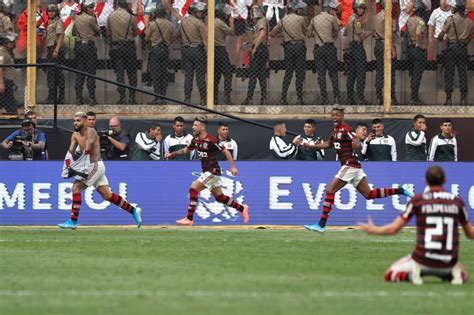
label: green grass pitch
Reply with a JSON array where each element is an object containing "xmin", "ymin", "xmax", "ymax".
[{"xmin": 1, "ymin": 227, "xmax": 473, "ymax": 315}]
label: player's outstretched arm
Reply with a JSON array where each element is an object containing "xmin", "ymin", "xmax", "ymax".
[
  {"xmin": 358, "ymin": 216, "xmax": 406, "ymax": 235},
  {"xmin": 304, "ymin": 139, "xmax": 331, "ymax": 150},
  {"xmin": 165, "ymin": 147, "xmax": 190, "ymax": 159},
  {"xmin": 462, "ymin": 222, "xmax": 474, "ymax": 240},
  {"xmin": 223, "ymin": 148, "xmax": 238, "ymax": 176}
]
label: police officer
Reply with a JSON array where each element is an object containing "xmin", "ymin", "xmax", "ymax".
[
  {"xmin": 145, "ymin": 3, "xmax": 174, "ymax": 105},
  {"xmin": 406, "ymin": 1, "xmax": 428, "ymax": 105},
  {"xmin": 243, "ymin": 5, "xmax": 269, "ymax": 106},
  {"xmin": 438, "ymin": 0, "xmax": 472, "ymax": 105},
  {"xmin": 73, "ymin": 1, "xmax": 100, "ymax": 105},
  {"xmin": 269, "ymin": 1, "xmax": 307, "ymax": 105},
  {"xmin": 0, "ymin": 32, "xmax": 18, "ymax": 115},
  {"xmin": 345, "ymin": 0, "xmax": 371, "ymax": 105},
  {"xmin": 107, "ymin": 0, "xmax": 138, "ymax": 105},
  {"xmin": 179, "ymin": 1, "xmax": 207, "ymax": 104},
  {"xmin": 214, "ymin": 3, "xmax": 234, "ymax": 105},
  {"xmin": 0, "ymin": 2, "xmax": 13, "ymax": 34},
  {"xmin": 308, "ymin": 0, "xmax": 341, "ymax": 105},
  {"xmin": 371, "ymin": 0, "xmax": 399, "ymax": 105},
  {"xmin": 42, "ymin": 3, "xmax": 65, "ymax": 104}
]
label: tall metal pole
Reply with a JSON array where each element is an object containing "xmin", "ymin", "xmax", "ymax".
[
  {"xmin": 26, "ymin": 0, "xmax": 38, "ymax": 110},
  {"xmin": 383, "ymin": 0, "xmax": 393, "ymax": 113}
]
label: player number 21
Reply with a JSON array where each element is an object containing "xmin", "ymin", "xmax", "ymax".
[{"xmin": 425, "ymin": 217, "xmax": 454, "ymax": 250}]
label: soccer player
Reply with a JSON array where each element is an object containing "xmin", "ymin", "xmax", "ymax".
[
  {"xmin": 58, "ymin": 112, "xmax": 142, "ymax": 229},
  {"xmin": 304, "ymin": 108, "xmax": 413, "ymax": 233},
  {"xmin": 359, "ymin": 165, "xmax": 474, "ymax": 285},
  {"xmin": 165, "ymin": 117, "xmax": 249, "ymax": 226}
]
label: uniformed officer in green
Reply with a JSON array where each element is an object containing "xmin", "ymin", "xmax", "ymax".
[
  {"xmin": 0, "ymin": 2, "xmax": 13, "ymax": 34},
  {"xmin": 308, "ymin": 0, "xmax": 341, "ymax": 105},
  {"xmin": 243, "ymin": 5, "xmax": 269, "ymax": 106},
  {"xmin": 107, "ymin": 0, "xmax": 138, "ymax": 105},
  {"xmin": 214, "ymin": 3, "xmax": 234, "ymax": 105},
  {"xmin": 179, "ymin": 1, "xmax": 207, "ymax": 105},
  {"xmin": 370, "ymin": 0, "xmax": 399, "ymax": 105},
  {"xmin": 406, "ymin": 1, "xmax": 428, "ymax": 105},
  {"xmin": 145, "ymin": 3, "xmax": 175, "ymax": 105},
  {"xmin": 0, "ymin": 32, "xmax": 18, "ymax": 114},
  {"xmin": 270, "ymin": 1, "xmax": 307, "ymax": 105},
  {"xmin": 345, "ymin": 0, "xmax": 371, "ymax": 105},
  {"xmin": 42, "ymin": 3, "xmax": 65, "ymax": 104},
  {"xmin": 438, "ymin": 0, "xmax": 472, "ymax": 105},
  {"xmin": 73, "ymin": 1, "xmax": 100, "ymax": 105}
]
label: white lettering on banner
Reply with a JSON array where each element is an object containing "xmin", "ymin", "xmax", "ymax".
[
  {"xmin": 469, "ymin": 186, "xmax": 474, "ymax": 209},
  {"xmin": 269, "ymin": 177, "xmax": 293, "ymax": 210},
  {"xmin": 84, "ymin": 187, "xmax": 109, "ymax": 210},
  {"xmin": 301, "ymin": 183, "xmax": 326, "ymax": 210},
  {"xmin": 334, "ymin": 185, "xmax": 357, "ymax": 210},
  {"xmin": 366, "ymin": 184, "xmax": 384, "ymax": 211},
  {"xmin": 0, "ymin": 183, "xmax": 25, "ymax": 210},
  {"xmin": 392, "ymin": 184, "xmax": 413, "ymax": 211},
  {"xmin": 58, "ymin": 183, "xmax": 73, "ymax": 210},
  {"xmin": 32, "ymin": 183, "xmax": 52, "ymax": 210}
]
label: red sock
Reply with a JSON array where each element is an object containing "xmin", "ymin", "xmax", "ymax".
[
  {"xmin": 110, "ymin": 193, "xmax": 134, "ymax": 214},
  {"xmin": 368, "ymin": 188, "xmax": 404, "ymax": 199},
  {"xmin": 319, "ymin": 192, "xmax": 335, "ymax": 227},
  {"xmin": 71, "ymin": 192, "xmax": 81, "ymax": 221},
  {"xmin": 215, "ymin": 194, "xmax": 244, "ymax": 212},
  {"xmin": 187, "ymin": 188, "xmax": 199, "ymax": 220}
]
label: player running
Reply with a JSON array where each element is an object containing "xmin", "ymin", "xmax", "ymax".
[
  {"xmin": 165, "ymin": 117, "xmax": 249, "ymax": 226},
  {"xmin": 359, "ymin": 165, "xmax": 473, "ymax": 285},
  {"xmin": 58, "ymin": 112, "xmax": 142, "ymax": 229},
  {"xmin": 304, "ymin": 108, "xmax": 413, "ymax": 233}
]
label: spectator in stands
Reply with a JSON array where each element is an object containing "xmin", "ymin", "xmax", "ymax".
[
  {"xmin": 269, "ymin": 121, "xmax": 302, "ymax": 160},
  {"xmin": 429, "ymin": 118, "xmax": 457, "ymax": 161},
  {"xmin": 131, "ymin": 123, "xmax": 162, "ymax": 160},
  {"xmin": 0, "ymin": 2, "xmax": 13, "ymax": 34},
  {"xmin": 405, "ymin": 114, "xmax": 427, "ymax": 161},
  {"xmin": 86, "ymin": 111, "xmax": 97, "ymax": 129},
  {"xmin": 270, "ymin": 1, "xmax": 307, "ymax": 105},
  {"xmin": 427, "ymin": 0, "xmax": 451, "ymax": 61},
  {"xmin": 73, "ymin": 1, "xmax": 100, "ymax": 105},
  {"xmin": 145, "ymin": 3, "xmax": 175, "ymax": 105},
  {"xmin": 296, "ymin": 119, "xmax": 325, "ymax": 161},
  {"xmin": 214, "ymin": 3, "xmax": 234, "ymax": 105},
  {"xmin": 107, "ymin": 0, "xmax": 138, "ymax": 105},
  {"xmin": 0, "ymin": 32, "xmax": 19, "ymax": 115},
  {"xmin": 263, "ymin": 0, "xmax": 285, "ymax": 30},
  {"xmin": 1, "ymin": 119, "xmax": 47, "ymax": 160},
  {"xmin": 399, "ymin": 0, "xmax": 413, "ymax": 33},
  {"xmin": 361, "ymin": 118, "xmax": 397, "ymax": 161},
  {"xmin": 163, "ymin": 116, "xmax": 194, "ymax": 160},
  {"xmin": 243, "ymin": 5, "xmax": 269, "ymax": 105},
  {"xmin": 41, "ymin": 3, "xmax": 65, "ymax": 105},
  {"xmin": 407, "ymin": 1, "xmax": 428, "ymax": 105},
  {"xmin": 59, "ymin": 0, "xmax": 81, "ymax": 51},
  {"xmin": 104, "ymin": 116, "xmax": 131, "ymax": 160},
  {"xmin": 216, "ymin": 122, "xmax": 238, "ymax": 161},
  {"xmin": 16, "ymin": 4, "xmax": 48, "ymax": 56},
  {"xmin": 179, "ymin": 1, "xmax": 207, "ymax": 105},
  {"xmin": 341, "ymin": 0, "xmax": 354, "ymax": 27}
]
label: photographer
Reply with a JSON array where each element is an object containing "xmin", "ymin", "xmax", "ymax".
[
  {"xmin": 131, "ymin": 123, "xmax": 162, "ymax": 161},
  {"xmin": 1, "ymin": 119, "xmax": 47, "ymax": 160},
  {"xmin": 99, "ymin": 116, "xmax": 131, "ymax": 160}
]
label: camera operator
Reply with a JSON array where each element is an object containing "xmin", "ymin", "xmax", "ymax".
[
  {"xmin": 1, "ymin": 119, "xmax": 47, "ymax": 160},
  {"xmin": 99, "ymin": 116, "xmax": 131, "ymax": 160},
  {"xmin": 24, "ymin": 111, "xmax": 49, "ymax": 160}
]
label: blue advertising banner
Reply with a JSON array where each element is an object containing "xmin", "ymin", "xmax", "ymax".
[{"xmin": 0, "ymin": 162, "xmax": 473, "ymax": 226}]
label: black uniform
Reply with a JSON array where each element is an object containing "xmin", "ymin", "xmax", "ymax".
[
  {"xmin": 214, "ymin": 17, "xmax": 233, "ymax": 104},
  {"xmin": 406, "ymin": 14, "xmax": 427, "ymax": 104},
  {"xmin": 345, "ymin": 14, "xmax": 368, "ymax": 104}
]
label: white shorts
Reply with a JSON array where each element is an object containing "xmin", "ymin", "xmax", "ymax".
[
  {"xmin": 335, "ymin": 165, "xmax": 366, "ymax": 187},
  {"xmin": 197, "ymin": 171, "xmax": 221, "ymax": 190},
  {"xmin": 81, "ymin": 161, "xmax": 109, "ymax": 188}
]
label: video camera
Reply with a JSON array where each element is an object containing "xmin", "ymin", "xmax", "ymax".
[
  {"xmin": 98, "ymin": 127, "xmax": 113, "ymax": 160},
  {"xmin": 9, "ymin": 134, "xmax": 33, "ymax": 161}
]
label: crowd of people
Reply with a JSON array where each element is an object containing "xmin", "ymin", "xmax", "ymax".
[{"xmin": 0, "ymin": 0, "xmax": 473, "ymax": 112}]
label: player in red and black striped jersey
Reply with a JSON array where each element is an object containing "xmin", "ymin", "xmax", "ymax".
[
  {"xmin": 304, "ymin": 108, "xmax": 413, "ymax": 233},
  {"xmin": 359, "ymin": 165, "xmax": 474, "ymax": 285},
  {"xmin": 165, "ymin": 117, "xmax": 249, "ymax": 226}
]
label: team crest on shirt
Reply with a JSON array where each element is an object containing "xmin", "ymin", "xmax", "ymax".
[
  {"xmin": 203, "ymin": 142, "xmax": 208, "ymax": 149},
  {"xmin": 192, "ymin": 170, "xmax": 245, "ymax": 223},
  {"xmin": 336, "ymin": 132, "xmax": 342, "ymax": 139}
]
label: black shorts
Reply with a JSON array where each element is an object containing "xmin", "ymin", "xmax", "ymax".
[{"xmin": 234, "ymin": 18, "xmax": 247, "ymax": 36}]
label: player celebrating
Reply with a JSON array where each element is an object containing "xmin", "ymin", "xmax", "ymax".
[
  {"xmin": 359, "ymin": 165, "xmax": 473, "ymax": 285},
  {"xmin": 304, "ymin": 108, "xmax": 413, "ymax": 233},
  {"xmin": 58, "ymin": 112, "xmax": 142, "ymax": 229},
  {"xmin": 165, "ymin": 117, "xmax": 249, "ymax": 226}
]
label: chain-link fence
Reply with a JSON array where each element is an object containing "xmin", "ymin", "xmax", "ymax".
[{"xmin": 2, "ymin": 0, "xmax": 474, "ymax": 119}]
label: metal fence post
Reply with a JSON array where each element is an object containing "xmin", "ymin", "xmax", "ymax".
[{"xmin": 383, "ymin": 1, "xmax": 393, "ymax": 113}]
